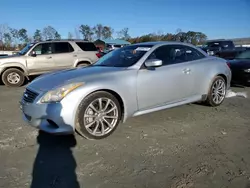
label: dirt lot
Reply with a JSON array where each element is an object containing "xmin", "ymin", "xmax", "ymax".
[{"xmin": 0, "ymin": 86, "xmax": 250, "ymax": 188}]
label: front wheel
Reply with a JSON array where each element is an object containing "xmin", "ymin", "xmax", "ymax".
[
  {"xmin": 75, "ymin": 91, "xmax": 122, "ymax": 140},
  {"xmin": 205, "ymin": 76, "xmax": 226, "ymax": 107},
  {"xmin": 1, "ymin": 68, "xmax": 25, "ymax": 87}
]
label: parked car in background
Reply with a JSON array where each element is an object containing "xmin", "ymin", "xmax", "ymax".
[
  {"xmin": 201, "ymin": 39, "xmax": 235, "ymax": 56},
  {"xmin": 106, "ymin": 44, "xmax": 123, "ymax": 51},
  {"xmin": 20, "ymin": 41, "xmax": 231, "ymax": 140},
  {"xmin": 214, "ymin": 47, "xmax": 250, "ymax": 60},
  {"xmin": 0, "ymin": 39, "xmax": 100, "ymax": 87},
  {"xmin": 228, "ymin": 49, "xmax": 250, "ymax": 86}
]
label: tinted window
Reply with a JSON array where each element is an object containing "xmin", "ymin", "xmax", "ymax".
[
  {"xmin": 76, "ymin": 42, "xmax": 97, "ymax": 51},
  {"xmin": 33, "ymin": 43, "xmax": 52, "ymax": 55},
  {"xmin": 94, "ymin": 45, "xmax": 153, "ymax": 67},
  {"xmin": 148, "ymin": 45, "xmax": 205, "ymax": 65},
  {"xmin": 185, "ymin": 46, "xmax": 206, "ymax": 61},
  {"xmin": 53, "ymin": 42, "xmax": 74, "ymax": 53},
  {"xmin": 221, "ymin": 41, "xmax": 234, "ymax": 49},
  {"xmin": 235, "ymin": 50, "xmax": 250, "ymax": 59}
]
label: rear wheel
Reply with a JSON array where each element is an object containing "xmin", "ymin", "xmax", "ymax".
[
  {"xmin": 75, "ymin": 91, "xmax": 121, "ymax": 140},
  {"xmin": 2, "ymin": 68, "xmax": 25, "ymax": 87},
  {"xmin": 205, "ymin": 76, "xmax": 226, "ymax": 107}
]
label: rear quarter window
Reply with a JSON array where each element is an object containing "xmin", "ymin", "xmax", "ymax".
[{"xmin": 76, "ymin": 42, "xmax": 97, "ymax": 51}]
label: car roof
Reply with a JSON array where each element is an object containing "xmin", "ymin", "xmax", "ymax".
[
  {"xmin": 130, "ymin": 41, "xmax": 197, "ymax": 47},
  {"xmin": 37, "ymin": 39, "xmax": 94, "ymax": 43}
]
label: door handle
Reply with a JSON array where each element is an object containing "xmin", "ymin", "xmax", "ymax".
[
  {"xmin": 73, "ymin": 55, "xmax": 77, "ymax": 57},
  {"xmin": 183, "ymin": 68, "xmax": 191, "ymax": 74},
  {"xmin": 46, "ymin": 56, "xmax": 52, "ymax": 59}
]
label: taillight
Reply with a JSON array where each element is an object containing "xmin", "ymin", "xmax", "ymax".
[
  {"xmin": 96, "ymin": 53, "xmax": 101, "ymax": 58},
  {"xmin": 226, "ymin": 62, "xmax": 230, "ymax": 68}
]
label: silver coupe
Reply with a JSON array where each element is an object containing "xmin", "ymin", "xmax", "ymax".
[{"xmin": 20, "ymin": 41, "xmax": 231, "ymax": 140}]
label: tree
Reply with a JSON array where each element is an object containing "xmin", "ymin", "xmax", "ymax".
[
  {"xmin": 79, "ymin": 25, "xmax": 93, "ymax": 41},
  {"xmin": 33, "ymin": 29, "xmax": 42, "ymax": 41},
  {"xmin": 18, "ymin": 28, "xmax": 28, "ymax": 43},
  {"xmin": 42, "ymin": 26, "xmax": 58, "ymax": 40},
  {"xmin": 3, "ymin": 33, "xmax": 12, "ymax": 48},
  {"xmin": 10, "ymin": 28, "xmax": 19, "ymax": 45},
  {"xmin": 93, "ymin": 24, "xmax": 103, "ymax": 39},
  {"xmin": 55, "ymin": 31, "xmax": 61, "ymax": 39},
  {"xmin": 68, "ymin": 32, "xmax": 73, "ymax": 39},
  {"xmin": 0, "ymin": 24, "xmax": 8, "ymax": 42},
  {"xmin": 117, "ymin": 27, "xmax": 130, "ymax": 40},
  {"xmin": 102, "ymin": 26, "xmax": 113, "ymax": 39},
  {"xmin": 74, "ymin": 27, "xmax": 80, "ymax": 39}
]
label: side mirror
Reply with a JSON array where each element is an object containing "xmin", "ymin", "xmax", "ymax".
[
  {"xmin": 30, "ymin": 51, "xmax": 36, "ymax": 57},
  {"xmin": 145, "ymin": 59, "xmax": 162, "ymax": 68}
]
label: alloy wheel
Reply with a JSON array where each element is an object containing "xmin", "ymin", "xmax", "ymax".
[{"xmin": 83, "ymin": 97, "xmax": 119, "ymax": 136}]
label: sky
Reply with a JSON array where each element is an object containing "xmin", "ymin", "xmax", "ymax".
[{"xmin": 0, "ymin": 0, "xmax": 249, "ymax": 40}]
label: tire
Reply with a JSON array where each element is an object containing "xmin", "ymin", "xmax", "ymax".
[
  {"xmin": 205, "ymin": 76, "xmax": 226, "ymax": 107},
  {"xmin": 76, "ymin": 63, "xmax": 90, "ymax": 68},
  {"xmin": 75, "ymin": 91, "xmax": 122, "ymax": 140},
  {"xmin": 1, "ymin": 68, "xmax": 25, "ymax": 87}
]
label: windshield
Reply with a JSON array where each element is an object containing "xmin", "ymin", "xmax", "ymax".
[
  {"xmin": 235, "ymin": 50, "xmax": 250, "ymax": 59},
  {"xmin": 205, "ymin": 42, "xmax": 220, "ymax": 48},
  {"xmin": 19, "ymin": 43, "xmax": 35, "ymax": 55},
  {"xmin": 93, "ymin": 45, "xmax": 153, "ymax": 67}
]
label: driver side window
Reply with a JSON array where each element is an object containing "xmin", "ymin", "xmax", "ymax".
[
  {"xmin": 32, "ymin": 43, "xmax": 52, "ymax": 55},
  {"xmin": 147, "ymin": 45, "xmax": 205, "ymax": 66},
  {"xmin": 147, "ymin": 45, "xmax": 185, "ymax": 66}
]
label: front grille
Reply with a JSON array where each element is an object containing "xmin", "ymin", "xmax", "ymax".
[{"xmin": 23, "ymin": 89, "xmax": 39, "ymax": 103}]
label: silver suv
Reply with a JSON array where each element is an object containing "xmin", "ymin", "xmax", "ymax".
[{"xmin": 0, "ymin": 39, "xmax": 100, "ymax": 87}]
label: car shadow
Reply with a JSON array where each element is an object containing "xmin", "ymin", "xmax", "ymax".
[{"xmin": 30, "ymin": 103, "xmax": 80, "ymax": 188}]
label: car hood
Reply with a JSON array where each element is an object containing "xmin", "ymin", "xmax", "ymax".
[
  {"xmin": 28, "ymin": 66, "xmax": 127, "ymax": 92},
  {"xmin": 0, "ymin": 54, "xmax": 23, "ymax": 62}
]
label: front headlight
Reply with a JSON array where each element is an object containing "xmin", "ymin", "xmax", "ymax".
[
  {"xmin": 244, "ymin": 69, "xmax": 250, "ymax": 73},
  {"xmin": 39, "ymin": 82, "xmax": 84, "ymax": 103}
]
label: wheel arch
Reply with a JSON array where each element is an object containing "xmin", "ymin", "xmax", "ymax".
[
  {"xmin": 74, "ymin": 88, "xmax": 126, "ymax": 125},
  {"xmin": 1, "ymin": 64, "xmax": 28, "ymax": 76},
  {"xmin": 1, "ymin": 66, "xmax": 28, "ymax": 79},
  {"xmin": 203, "ymin": 73, "xmax": 228, "ymax": 101},
  {"xmin": 217, "ymin": 73, "xmax": 227, "ymax": 85},
  {"xmin": 73, "ymin": 59, "xmax": 92, "ymax": 67}
]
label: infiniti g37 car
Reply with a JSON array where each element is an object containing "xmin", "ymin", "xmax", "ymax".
[{"xmin": 20, "ymin": 41, "xmax": 231, "ymax": 140}]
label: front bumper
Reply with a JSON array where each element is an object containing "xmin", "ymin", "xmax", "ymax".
[{"xmin": 19, "ymin": 99, "xmax": 75, "ymax": 135}]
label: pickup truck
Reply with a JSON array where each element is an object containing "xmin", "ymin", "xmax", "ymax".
[{"xmin": 201, "ymin": 40, "xmax": 235, "ymax": 56}]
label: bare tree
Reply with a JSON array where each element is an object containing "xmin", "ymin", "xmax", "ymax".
[
  {"xmin": 117, "ymin": 27, "xmax": 130, "ymax": 40},
  {"xmin": 74, "ymin": 27, "xmax": 80, "ymax": 39},
  {"xmin": 42, "ymin": 26, "xmax": 59, "ymax": 40},
  {"xmin": 0, "ymin": 24, "xmax": 8, "ymax": 42},
  {"xmin": 68, "ymin": 32, "xmax": 73, "ymax": 39},
  {"xmin": 93, "ymin": 24, "xmax": 104, "ymax": 39}
]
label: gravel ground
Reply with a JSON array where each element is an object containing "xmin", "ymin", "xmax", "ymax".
[{"xmin": 0, "ymin": 86, "xmax": 250, "ymax": 188}]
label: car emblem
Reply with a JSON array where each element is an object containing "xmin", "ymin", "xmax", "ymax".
[{"xmin": 24, "ymin": 93, "xmax": 28, "ymax": 98}]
